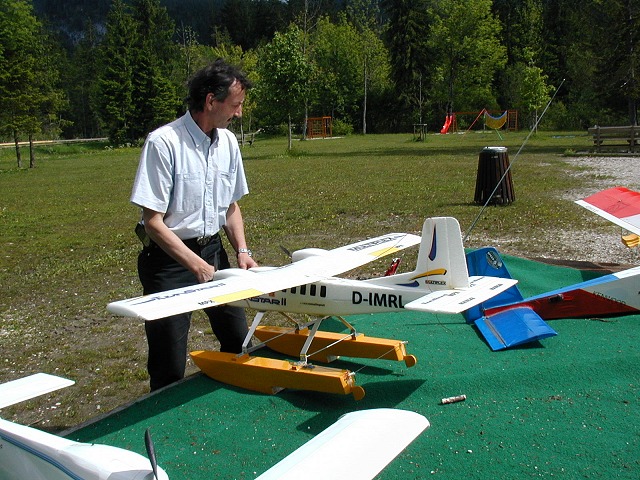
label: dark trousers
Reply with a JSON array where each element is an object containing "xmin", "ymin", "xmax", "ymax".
[{"xmin": 138, "ymin": 235, "xmax": 249, "ymax": 391}]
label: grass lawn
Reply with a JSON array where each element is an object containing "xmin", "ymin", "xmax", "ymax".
[{"xmin": 0, "ymin": 130, "xmax": 601, "ymax": 430}]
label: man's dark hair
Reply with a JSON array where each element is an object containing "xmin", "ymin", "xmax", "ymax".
[{"xmin": 186, "ymin": 58, "xmax": 252, "ymax": 112}]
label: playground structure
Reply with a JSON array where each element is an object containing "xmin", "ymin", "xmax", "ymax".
[
  {"xmin": 307, "ymin": 116, "xmax": 333, "ymax": 139},
  {"xmin": 440, "ymin": 109, "xmax": 518, "ymax": 134}
]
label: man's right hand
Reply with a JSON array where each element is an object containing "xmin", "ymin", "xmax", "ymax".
[{"xmin": 196, "ymin": 265, "xmax": 216, "ymax": 283}]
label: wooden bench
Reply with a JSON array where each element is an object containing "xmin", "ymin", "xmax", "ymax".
[
  {"xmin": 588, "ymin": 125, "xmax": 639, "ymax": 153},
  {"xmin": 235, "ymin": 129, "xmax": 261, "ymax": 147}
]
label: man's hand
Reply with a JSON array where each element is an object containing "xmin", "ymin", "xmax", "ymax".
[
  {"xmin": 143, "ymin": 208, "xmax": 217, "ymax": 284},
  {"xmin": 237, "ymin": 252, "xmax": 258, "ymax": 270},
  {"xmin": 196, "ymin": 264, "xmax": 217, "ymax": 283}
]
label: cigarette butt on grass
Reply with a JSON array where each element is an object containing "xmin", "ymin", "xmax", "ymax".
[{"xmin": 441, "ymin": 394, "xmax": 466, "ymax": 405}]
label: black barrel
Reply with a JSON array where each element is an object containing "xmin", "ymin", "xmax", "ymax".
[{"xmin": 474, "ymin": 146, "xmax": 515, "ymax": 205}]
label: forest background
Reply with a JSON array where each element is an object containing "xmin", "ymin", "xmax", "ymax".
[{"xmin": 1, "ymin": 0, "xmax": 638, "ymax": 160}]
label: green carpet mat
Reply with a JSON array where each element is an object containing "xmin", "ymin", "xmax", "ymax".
[{"xmin": 68, "ymin": 255, "xmax": 640, "ymax": 479}]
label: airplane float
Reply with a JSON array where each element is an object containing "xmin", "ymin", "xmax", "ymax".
[
  {"xmin": 0, "ymin": 374, "xmax": 429, "ymax": 479},
  {"xmin": 0, "ymin": 373, "xmax": 169, "ymax": 480},
  {"xmin": 464, "ymin": 186, "xmax": 640, "ymax": 350},
  {"xmin": 108, "ymin": 217, "xmax": 518, "ymax": 399}
]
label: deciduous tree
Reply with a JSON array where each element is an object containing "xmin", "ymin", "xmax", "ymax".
[
  {"xmin": 256, "ymin": 25, "xmax": 314, "ymax": 149},
  {"xmin": 0, "ymin": 0, "xmax": 66, "ymax": 167},
  {"xmin": 428, "ymin": 0, "xmax": 506, "ymax": 113}
]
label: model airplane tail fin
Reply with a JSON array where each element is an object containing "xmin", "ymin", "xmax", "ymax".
[
  {"xmin": 371, "ymin": 217, "xmax": 469, "ymax": 290},
  {"xmin": 369, "ymin": 219, "xmax": 519, "ymax": 314},
  {"xmin": 464, "ymin": 247, "xmax": 557, "ymax": 350},
  {"xmin": 414, "ymin": 216, "xmax": 470, "ymax": 288}
]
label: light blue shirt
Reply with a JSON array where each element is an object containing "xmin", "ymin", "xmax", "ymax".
[{"xmin": 131, "ymin": 111, "xmax": 249, "ymax": 239}]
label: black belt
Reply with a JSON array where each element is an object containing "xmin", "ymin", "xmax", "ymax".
[{"xmin": 183, "ymin": 233, "xmax": 220, "ymax": 248}]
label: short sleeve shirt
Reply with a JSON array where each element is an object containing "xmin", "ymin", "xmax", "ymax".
[{"xmin": 131, "ymin": 111, "xmax": 249, "ymax": 239}]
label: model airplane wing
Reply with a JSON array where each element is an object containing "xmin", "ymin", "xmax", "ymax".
[
  {"xmin": 464, "ymin": 184, "xmax": 640, "ymax": 350},
  {"xmin": 108, "ymin": 232, "xmax": 421, "ymax": 320},
  {"xmin": 575, "ymin": 186, "xmax": 640, "ymax": 236},
  {"xmin": 484, "ymin": 265, "xmax": 640, "ymax": 320},
  {"xmin": 403, "ymin": 275, "xmax": 519, "ymax": 314},
  {"xmin": 255, "ymin": 409, "xmax": 429, "ymax": 480},
  {"xmin": 0, "ymin": 373, "xmax": 74, "ymax": 409}
]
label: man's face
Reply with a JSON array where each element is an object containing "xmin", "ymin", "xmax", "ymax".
[{"xmin": 210, "ymin": 80, "xmax": 245, "ymax": 129}]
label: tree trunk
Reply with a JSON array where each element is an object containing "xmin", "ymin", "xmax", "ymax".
[
  {"xmin": 13, "ymin": 129, "xmax": 22, "ymax": 168},
  {"xmin": 287, "ymin": 114, "xmax": 293, "ymax": 150},
  {"xmin": 362, "ymin": 58, "xmax": 368, "ymax": 135},
  {"xmin": 302, "ymin": 104, "xmax": 308, "ymax": 141},
  {"xmin": 29, "ymin": 133, "xmax": 36, "ymax": 168}
]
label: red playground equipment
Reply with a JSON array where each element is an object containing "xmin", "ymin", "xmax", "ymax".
[
  {"xmin": 440, "ymin": 114, "xmax": 454, "ymax": 134},
  {"xmin": 439, "ymin": 109, "xmax": 518, "ymax": 134}
]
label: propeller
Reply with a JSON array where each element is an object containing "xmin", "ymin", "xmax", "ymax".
[{"xmin": 144, "ymin": 428, "xmax": 159, "ymax": 480}]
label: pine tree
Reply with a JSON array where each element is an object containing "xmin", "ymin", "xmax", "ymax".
[
  {"xmin": 65, "ymin": 20, "xmax": 103, "ymax": 139},
  {"xmin": 130, "ymin": 0, "xmax": 180, "ymax": 139},
  {"xmin": 98, "ymin": 0, "xmax": 137, "ymax": 144},
  {"xmin": 381, "ymin": 0, "xmax": 431, "ymax": 123}
]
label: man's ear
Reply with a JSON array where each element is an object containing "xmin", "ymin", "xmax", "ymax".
[{"xmin": 207, "ymin": 93, "xmax": 217, "ymax": 109}]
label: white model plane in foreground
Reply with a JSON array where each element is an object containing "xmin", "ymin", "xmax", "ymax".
[
  {"xmin": 108, "ymin": 217, "xmax": 517, "ymax": 398},
  {"xmin": 464, "ymin": 186, "xmax": 640, "ymax": 350},
  {"xmin": 0, "ymin": 374, "xmax": 429, "ymax": 479},
  {"xmin": 0, "ymin": 373, "xmax": 169, "ymax": 480}
]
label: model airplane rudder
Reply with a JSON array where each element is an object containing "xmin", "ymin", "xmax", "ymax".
[
  {"xmin": 378, "ymin": 217, "xmax": 470, "ymax": 291},
  {"xmin": 418, "ymin": 217, "xmax": 469, "ymax": 289}
]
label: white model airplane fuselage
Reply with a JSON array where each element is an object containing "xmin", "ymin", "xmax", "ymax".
[
  {"xmin": 0, "ymin": 374, "xmax": 168, "ymax": 480},
  {"xmin": 235, "ymin": 270, "xmax": 504, "ymax": 317},
  {"xmin": 230, "ymin": 216, "xmax": 517, "ymax": 318}
]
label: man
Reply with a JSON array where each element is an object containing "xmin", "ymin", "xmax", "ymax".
[{"xmin": 131, "ymin": 59, "xmax": 258, "ymax": 391}]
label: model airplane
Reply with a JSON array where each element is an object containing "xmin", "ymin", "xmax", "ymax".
[
  {"xmin": 464, "ymin": 186, "xmax": 640, "ymax": 350},
  {"xmin": 1, "ymin": 374, "xmax": 429, "ymax": 479},
  {"xmin": 108, "ymin": 217, "xmax": 518, "ymax": 398},
  {"xmin": 0, "ymin": 373, "xmax": 169, "ymax": 480},
  {"xmin": 255, "ymin": 408, "xmax": 429, "ymax": 479}
]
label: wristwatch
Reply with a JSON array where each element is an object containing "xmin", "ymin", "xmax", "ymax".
[{"xmin": 237, "ymin": 248, "xmax": 253, "ymax": 257}]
